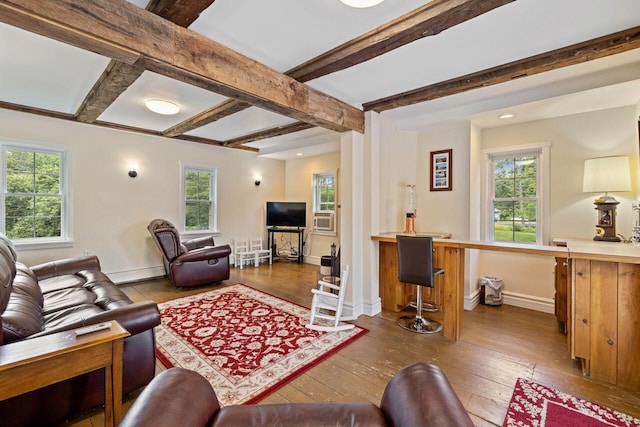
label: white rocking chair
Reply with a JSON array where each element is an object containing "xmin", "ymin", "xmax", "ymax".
[{"xmin": 306, "ymin": 265, "xmax": 356, "ymax": 332}]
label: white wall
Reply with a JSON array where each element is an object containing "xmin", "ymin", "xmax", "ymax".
[
  {"xmin": 284, "ymin": 151, "xmax": 340, "ymax": 263},
  {"xmin": 476, "ymin": 106, "xmax": 639, "ymax": 311},
  {"xmin": 416, "ymin": 122, "xmax": 471, "ymax": 239},
  {"xmin": 0, "ymin": 109, "xmax": 285, "ymax": 282}
]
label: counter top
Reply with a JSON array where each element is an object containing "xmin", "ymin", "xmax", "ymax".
[{"xmin": 556, "ymin": 237, "xmax": 640, "ymax": 264}]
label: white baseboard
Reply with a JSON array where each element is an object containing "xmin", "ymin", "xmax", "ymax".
[
  {"xmin": 107, "ymin": 266, "xmax": 165, "ymax": 285},
  {"xmin": 465, "ymin": 289, "xmax": 554, "ymax": 314},
  {"xmin": 305, "ymin": 255, "xmax": 321, "ymax": 266}
]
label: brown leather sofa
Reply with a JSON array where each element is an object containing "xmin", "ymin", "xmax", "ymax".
[
  {"xmin": 147, "ymin": 219, "xmax": 232, "ymax": 288},
  {"xmin": 120, "ymin": 363, "xmax": 475, "ymax": 427},
  {"xmin": 0, "ymin": 233, "xmax": 161, "ymax": 427}
]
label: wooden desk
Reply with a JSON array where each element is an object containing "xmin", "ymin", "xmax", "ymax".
[
  {"xmin": 372, "ymin": 233, "xmax": 566, "ymax": 341},
  {"xmin": 0, "ymin": 321, "xmax": 130, "ymax": 426},
  {"xmin": 372, "ymin": 233, "xmax": 640, "ymax": 390}
]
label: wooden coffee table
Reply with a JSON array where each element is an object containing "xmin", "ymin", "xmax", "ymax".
[{"xmin": 0, "ymin": 320, "xmax": 130, "ymax": 426}]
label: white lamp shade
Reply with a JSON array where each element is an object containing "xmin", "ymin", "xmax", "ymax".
[{"xmin": 583, "ymin": 156, "xmax": 632, "ymax": 193}]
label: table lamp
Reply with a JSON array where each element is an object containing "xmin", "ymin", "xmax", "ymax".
[{"xmin": 583, "ymin": 156, "xmax": 631, "ymax": 242}]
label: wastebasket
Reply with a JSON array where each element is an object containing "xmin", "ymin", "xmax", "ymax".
[
  {"xmin": 478, "ymin": 276, "xmax": 503, "ymax": 306},
  {"xmin": 320, "ymin": 255, "xmax": 332, "ymax": 276}
]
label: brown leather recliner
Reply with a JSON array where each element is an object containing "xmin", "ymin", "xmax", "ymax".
[
  {"xmin": 119, "ymin": 363, "xmax": 475, "ymax": 427},
  {"xmin": 147, "ymin": 219, "xmax": 232, "ymax": 288}
]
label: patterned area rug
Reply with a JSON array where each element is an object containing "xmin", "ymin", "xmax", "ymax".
[
  {"xmin": 503, "ymin": 378, "xmax": 640, "ymax": 427},
  {"xmin": 156, "ymin": 283, "xmax": 367, "ymax": 406}
]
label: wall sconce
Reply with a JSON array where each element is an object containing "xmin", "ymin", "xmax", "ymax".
[
  {"xmin": 128, "ymin": 163, "xmax": 138, "ymax": 178},
  {"xmin": 255, "ymin": 175, "xmax": 262, "ymax": 186}
]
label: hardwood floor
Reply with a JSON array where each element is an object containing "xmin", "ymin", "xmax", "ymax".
[{"xmin": 70, "ymin": 261, "xmax": 640, "ymax": 426}]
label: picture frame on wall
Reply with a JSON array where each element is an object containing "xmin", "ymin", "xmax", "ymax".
[{"xmin": 430, "ymin": 149, "xmax": 452, "ymax": 191}]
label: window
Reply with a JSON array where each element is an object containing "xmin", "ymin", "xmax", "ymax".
[
  {"xmin": 484, "ymin": 143, "xmax": 550, "ymax": 244},
  {"xmin": 312, "ymin": 172, "xmax": 336, "ymax": 233},
  {"xmin": 1, "ymin": 143, "xmax": 69, "ymax": 243},
  {"xmin": 181, "ymin": 165, "xmax": 218, "ymax": 233}
]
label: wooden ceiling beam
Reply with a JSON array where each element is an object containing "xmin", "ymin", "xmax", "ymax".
[
  {"xmin": 223, "ymin": 122, "xmax": 316, "ymax": 148},
  {"xmin": 0, "ymin": 0, "xmax": 363, "ymax": 133},
  {"xmin": 0, "ymin": 100, "xmax": 236, "ymax": 149},
  {"xmin": 75, "ymin": 0, "xmax": 216, "ymax": 123},
  {"xmin": 164, "ymin": 98, "xmax": 251, "ymax": 137},
  {"xmin": 288, "ymin": 0, "xmax": 515, "ymax": 83},
  {"xmin": 363, "ymin": 25, "xmax": 640, "ymax": 113},
  {"xmin": 164, "ymin": 0, "xmax": 514, "ymax": 139}
]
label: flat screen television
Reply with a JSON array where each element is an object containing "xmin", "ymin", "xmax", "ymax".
[{"xmin": 266, "ymin": 202, "xmax": 306, "ymax": 228}]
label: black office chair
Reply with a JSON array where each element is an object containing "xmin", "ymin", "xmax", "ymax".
[{"xmin": 396, "ymin": 235, "xmax": 444, "ymax": 334}]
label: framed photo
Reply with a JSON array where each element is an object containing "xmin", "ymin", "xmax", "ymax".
[{"xmin": 430, "ymin": 149, "xmax": 452, "ymax": 191}]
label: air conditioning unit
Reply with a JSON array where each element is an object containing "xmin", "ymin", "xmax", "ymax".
[{"xmin": 313, "ymin": 212, "xmax": 334, "ymax": 231}]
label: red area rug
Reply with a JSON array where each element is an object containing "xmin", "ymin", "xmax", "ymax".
[
  {"xmin": 155, "ymin": 283, "xmax": 367, "ymax": 406},
  {"xmin": 503, "ymin": 378, "xmax": 640, "ymax": 427}
]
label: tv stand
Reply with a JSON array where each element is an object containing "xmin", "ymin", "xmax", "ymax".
[{"xmin": 267, "ymin": 227, "xmax": 304, "ymax": 264}]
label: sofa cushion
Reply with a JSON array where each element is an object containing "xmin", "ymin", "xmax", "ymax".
[
  {"xmin": 43, "ymin": 288, "xmax": 97, "ymax": 315},
  {"xmin": 38, "ymin": 274, "xmax": 86, "ymax": 294},
  {"xmin": 43, "ymin": 304, "xmax": 105, "ymax": 330},
  {"xmin": 2, "ymin": 263, "xmax": 43, "ymax": 344}
]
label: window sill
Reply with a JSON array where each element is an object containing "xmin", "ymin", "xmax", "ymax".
[
  {"xmin": 180, "ymin": 230, "xmax": 220, "ymax": 238},
  {"xmin": 311, "ymin": 229, "xmax": 337, "ymax": 237},
  {"xmin": 13, "ymin": 239, "xmax": 74, "ymax": 251}
]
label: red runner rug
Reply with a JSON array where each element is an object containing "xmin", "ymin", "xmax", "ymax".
[
  {"xmin": 503, "ymin": 378, "xmax": 640, "ymax": 427},
  {"xmin": 155, "ymin": 283, "xmax": 367, "ymax": 406}
]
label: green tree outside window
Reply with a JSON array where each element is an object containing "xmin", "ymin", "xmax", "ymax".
[
  {"xmin": 492, "ymin": 156, "xmax": 537, "ymax": 243},
  {"xmin": 4, "ymin": 148, "xmax": 62, "ymax": 239}
]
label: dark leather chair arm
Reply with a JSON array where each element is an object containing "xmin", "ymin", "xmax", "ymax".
[
  {"xmin": 28, "ymin": 300, "xmax": 161, "ymax": 338},
  {"xmin": 31, "ymin": 255, "xmax": 101, "ymax": 280},
  {"xmin": 184, "ymin": 236, "xmax": 216, "ymax": 251},
  {"xmin": 380, "ymin": 363, "xmax": 474, "ymax": 427},
  {"xmin": 119, "ymin": 368, "xmax": 221, "ymax": 427},
  {"xmin": 176, "ymin": 245, "xmax": 232, "ymax": 263}
]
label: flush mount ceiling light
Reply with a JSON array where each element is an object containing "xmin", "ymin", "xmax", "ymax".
[
  {"xmin": 340, "ymin": 0, "xmax": 384, "ymax": 8},
  {"xmin": 499, "ymin": 113, "xmax": 514, "ymax": 119},
  {"xmin": 145, "ymin": 98, "xmax": 180, "ymax": 115}
]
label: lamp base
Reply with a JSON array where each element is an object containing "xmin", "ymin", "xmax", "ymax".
[
  {"xmin": 594, "ymin": 235, "xmax": 621, "ymax": 242},
  {"xmin": 403, "ymin": 215, "xmax": 416, "ymax": 234}
]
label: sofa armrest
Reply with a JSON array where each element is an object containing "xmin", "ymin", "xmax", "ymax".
[
  {"xmin": 120, "ymin": 368, "xmax": 220, "ymax": 427},
  {"xmin": 380, "ymin": 363, "xmax": 474, "ymax": 427},
  {"xmin": 184, "ymin": 236, "xmax": 215, "ymax": 251},
  {"xmin": 31, "ymin": 255, "xmax": 101, "ymax": 280},
  {"xmin": 176, "ymin": 245, "xmax": 232, "ymax": 263},
  {"xmin": 29, "ymin": 300, "xmax": 161, "ymax": 338}
]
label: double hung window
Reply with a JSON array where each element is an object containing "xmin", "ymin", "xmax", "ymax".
[
  {"xmin": 1, "ymin": 143, "xmax": 68, "ymax": 244},
  {"xmin": 182, "ymin": 165, "xmax": 218, "ymax": 233}
]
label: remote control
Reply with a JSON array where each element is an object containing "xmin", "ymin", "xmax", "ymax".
[{"xmin": 74, "ymin": 322, "xmax": 112, "ymax": 336}]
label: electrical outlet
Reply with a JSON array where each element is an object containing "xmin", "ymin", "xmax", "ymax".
[{"xmin": 83, "ymin": 249, "xmax": 92, "ymax": 256}]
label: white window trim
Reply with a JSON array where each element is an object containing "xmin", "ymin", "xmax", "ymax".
[
  {"xmin": 179, "ymin": 162, "xmax": 219, "ymax": 236},
  {"xmin": 312, "ymin": 171, "xmax": 338, "ymax": 235},
  {"xmin": 481, "ymin": 142, "xmax": 551, "ymax": 245},
  {"xmin": 0, "ymin": 139, "xmax": 73, "ymax": 250}
]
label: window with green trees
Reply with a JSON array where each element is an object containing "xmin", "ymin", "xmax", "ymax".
[
  {"xmin": 313, "ymin": 172, "xmax": 336, "ymax": 213},
  {"xmin": 491, "ymin": 155, "xmax": 538, "ymax": 243},
  {"xmin": 3, "ymin": 146, "xmax": 65, "ymax": 240},
  {"xmin": 183, "ymin": 166, "xmax": 217, "ymax": 231}
]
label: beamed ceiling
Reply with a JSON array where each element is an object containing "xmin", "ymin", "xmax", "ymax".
[{"xmin": 1, "ymin": 0, "xmax": 640, "ymax": 160}]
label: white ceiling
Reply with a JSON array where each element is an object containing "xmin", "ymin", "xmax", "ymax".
[{"xmin": 1, "ymin": 0, "xmax": 640, "ymax": 161}]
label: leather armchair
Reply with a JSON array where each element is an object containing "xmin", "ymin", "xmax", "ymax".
[
  {"xmin": 147, "ymin": 219, "xmax": 232, "ymax": 288},
  {"xmin": 119, "ymin": 363, "xmax": 474, "ymax": 427}
]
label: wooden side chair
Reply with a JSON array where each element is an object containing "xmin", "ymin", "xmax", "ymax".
[
  {"xmin": 306, "ymin": 265, "xmax": 356, "ymax": 332},
  {"xmin": 233, "ymin": 238, "xmax": 253, "ymax": 269},
  {"xmin": 250, "ymin": 236, "xmax": 272, "ymax": 267}
]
